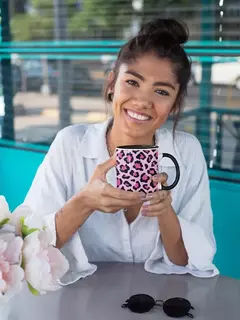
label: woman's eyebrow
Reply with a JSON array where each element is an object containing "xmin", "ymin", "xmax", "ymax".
[{"xmin": 124, "ymin": 70, "xmax": 175, "ymax": 90}]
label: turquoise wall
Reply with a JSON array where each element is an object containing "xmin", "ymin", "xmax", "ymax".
[
  {"xmin": 0, "ymin": 146, "xmax": 45, "ymax": 210},
  {"xmin": 0, "ymin": 140, "xmax": 48, "ymax": 209},
  {"xmin": 210, "ymin": 179, "xmax": 240, "ymax": 279},
  {"xmin": 0, "ymin": 143, "xmax": 239, "ymax": 279}
]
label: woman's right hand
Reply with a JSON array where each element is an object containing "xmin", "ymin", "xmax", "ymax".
[
  {"xmin": 55, "ymin": 155, "xmax": 146, "ymax": 248},
  {"xmin": 79, "ymin": 155, "xmax": 146, "ymax": 213}
]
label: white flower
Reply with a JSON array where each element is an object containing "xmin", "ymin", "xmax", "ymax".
[
  {"xmin": 0, "ymin": 196, "xmax": 69, "ymax": 299},
  {"xmin": 9, "ymin": 205, "xmax": 34, "ymax": 236},
  {"xmin": 0, "ymin": 196, "xmax": 11, "ymax": 223},
  {"xmin": 22, "ymin": 228, "xmax": 69, "ymax": 294}
]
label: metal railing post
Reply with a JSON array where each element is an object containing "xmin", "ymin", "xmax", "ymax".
[{"xmin": 0, "ymin": 0, "xmax": 15, "ymax": 140}]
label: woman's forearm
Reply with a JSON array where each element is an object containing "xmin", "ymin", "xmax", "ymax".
[
  {"xmin": 157, "ymin": 207, "xmax": 188, "ymax": 266},
  {"xmin": 55, "ymin": 193, "xmax": 93, "ymax": 249}
]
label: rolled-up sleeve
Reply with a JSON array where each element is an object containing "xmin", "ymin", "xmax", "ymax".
[
  {"xmin": 145, "ymin": 137, "xmax": 219, "ymax": 278},
  {"xmin": 23, "ymin": 128, "xmax": 97, "ymax": 285}
]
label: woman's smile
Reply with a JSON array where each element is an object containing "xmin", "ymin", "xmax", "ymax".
[{"xmin": 124, "ymin": 108, "xmax": 152, "ymax": 123}]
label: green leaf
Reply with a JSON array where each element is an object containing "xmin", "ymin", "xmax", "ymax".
[
  {"xmin": 28, "ymin": 282, "xmax": 40, "ymax": 296},
  {"xmin": 21, "ymin": 224, "xmax": 29, "ymax": 238},
  {"xmin": 20, "ymin": 216, "xmax": 25, "ymax": 226},
  {"xmin": 20, "ymin": 215, "xmax": 40, "ymax": 238},
  {"xmin": 21, "ymin": 255, "xmax": 25, "ymax": 270},
  {"xmin": 28, "ymin": 228, "xmax": 39, "ymax": 235},
  {"xmin": 22, "ymin": 226, "xmax": 40, "ymax": 238},
  {"xmin": 0, "ymin": 218, "xmax": 10, "ymax": 227}
]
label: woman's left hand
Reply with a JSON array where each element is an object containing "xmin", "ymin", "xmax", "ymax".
[{"xmin": 141, "ymin": 173, "xmax": 172, "ymax": 217}]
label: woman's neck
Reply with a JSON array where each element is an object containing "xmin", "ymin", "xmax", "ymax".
[{"xmin": 107, "ymin": 120, "xmax": 155, "ymax": 156}]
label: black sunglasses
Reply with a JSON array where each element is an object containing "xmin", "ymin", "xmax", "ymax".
[{"xmin": 122, "ymin": 294, "xmax": 194, "ymax": 318}]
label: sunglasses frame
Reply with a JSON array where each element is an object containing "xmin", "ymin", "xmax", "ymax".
[{"xmin": 122, "ymin": 294, "xmax": 194, "ymax": 318}]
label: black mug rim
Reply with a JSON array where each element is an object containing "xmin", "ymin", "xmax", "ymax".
[{"xmin": 116, "ymin": 145, "xmax": 158, "ymax": 150}]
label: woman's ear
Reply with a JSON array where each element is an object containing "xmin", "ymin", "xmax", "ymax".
[
  {"xmin": 108, "ymin": 71, "xmax": 115, "ymax": 93},
  {"xmin": 107, "ymin": 71, "xmax": 115, "ymax": 101}
]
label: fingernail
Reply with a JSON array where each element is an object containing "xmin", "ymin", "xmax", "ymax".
[
  {"xmin": 141, "ymin": 210, "xmax": 148, "ymax": 216},
  {"xmin": 146, "ymin": 193, "xmax": 154, "ymax": 199},
  {"xmin": 160, "ymin": 172, "xmax": 168, "ymax": 181},
  {"xmin": 143, "ymin": 201, "xmax": 151, "ymax": 206}
]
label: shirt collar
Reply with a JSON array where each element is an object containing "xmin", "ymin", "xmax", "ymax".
[
  {"xmin": 80, "ymin": 117, "xmax": 184, "ymax": 167},
  {"xmin": 80, "ymin": 117, "xmax": 111, "ymax": 162}
]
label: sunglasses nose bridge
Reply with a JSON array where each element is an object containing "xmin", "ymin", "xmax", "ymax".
[{"xmin": 155, "ymin": 299, "xmax": 164, "ymax": 307}]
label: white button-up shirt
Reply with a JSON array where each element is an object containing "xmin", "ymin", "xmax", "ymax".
[{"xmin": 23, "ymin": 118, "xmax": 219, "ymax": 285}]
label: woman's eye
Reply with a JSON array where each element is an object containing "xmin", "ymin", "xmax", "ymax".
[
  {"xmin": 156, "ymin": 89, "xmax": 169, "ymax": 96},
  {"xmin": 126, "ymin": 79, "xmax": 139, "ymax": 87}
]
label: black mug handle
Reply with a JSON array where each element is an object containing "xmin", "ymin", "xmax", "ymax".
[{"xmin": 160, "ymin": 153, "xmax": 180, "ymax": 190}]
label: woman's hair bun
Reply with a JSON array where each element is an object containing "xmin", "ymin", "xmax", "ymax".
[{"xmin": 138, "ymin": 18, "xmax": 189, "ymax": 45}]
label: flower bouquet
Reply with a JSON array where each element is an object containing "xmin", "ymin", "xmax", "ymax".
[{"xmin": 0, "ymin": 195, "xmax": 69, "ymax": 306}]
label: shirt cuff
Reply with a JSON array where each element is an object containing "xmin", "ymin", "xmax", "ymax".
[
  {"xmin": 145, "ymin": 217, "xmax": 219, "ymax": 278},
  {"xmin": 43, "ymin": 212, "xmax": 58, "ymax": 246},
  {"xmin": 42, "ymin": 212, "xmax": 97, "ymax": 285},
  {"xmin": 58, "ymin": 232, "xmax": 97, "ymax": 286}
]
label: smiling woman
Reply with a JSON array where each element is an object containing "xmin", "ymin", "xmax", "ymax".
[
  {"xmin": 105, "ymin": 18, "xmax": 191, "ymax": 138},
  {"xmin": 22, "ymin": 18, "xmax": 219, "ymax": 285}
]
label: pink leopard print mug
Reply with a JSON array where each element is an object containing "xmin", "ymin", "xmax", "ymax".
[{"xmin": 116, "ymin": 145, "xmax": 180, "ymax": 194}]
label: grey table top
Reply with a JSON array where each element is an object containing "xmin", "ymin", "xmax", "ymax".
[{"xmin": 5, "ymin": 262, "xmax": 240, "ymax": 320}]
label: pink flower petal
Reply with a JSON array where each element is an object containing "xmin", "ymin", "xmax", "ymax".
[
  {"xmin": 4, "ymin": 265, "xmax": 24, "ymax": 291},
  {"xmin": 0, "ymin": 278, "xmax": 7, "ymax": 292},
  {"xmin": 23, "ymin": 229, "xmax": 69, "ymax": 293},
  {"xmin": 4, "ymin": 237, "xmax": 23, "ymax": 265},
  {"xmin": 23, "ymin": 231, "xmax": 41, "ymax": 260},
  {"xmin": 38, "ymin": 230, "xmax": 53, "ymax": 249},
  {"xmin": 0, "ymin": 240, "xmax": 7, "ymax": 256},
  {"xmin": 48, "ymin": 247, "xmax": 69, "ymax": 280},
  {"xmin": 25, "ymin": 256, "xmax": 51, "ymax": 293},
  {"xmin": 0, "ymin": 260, "xmax": 10, "ymax": 273}
]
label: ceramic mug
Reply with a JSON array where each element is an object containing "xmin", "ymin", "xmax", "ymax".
[{"xmin": 116, "ymin": 145, "xmax": 180, "ymax": 193}]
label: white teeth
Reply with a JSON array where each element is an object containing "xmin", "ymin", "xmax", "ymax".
[{"xmin": 127, "ymin": 110, "xmax": 149, "ymax": 121}]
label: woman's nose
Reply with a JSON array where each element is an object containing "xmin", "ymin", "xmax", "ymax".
[{"xmin": 132, "ymin": 96, "xmax": 153, "ymax": 109}]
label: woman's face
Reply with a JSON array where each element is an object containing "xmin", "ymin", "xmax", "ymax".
[{"xmin": 111, "ymin": 53, "xmax": 180, "ymax": 142}]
